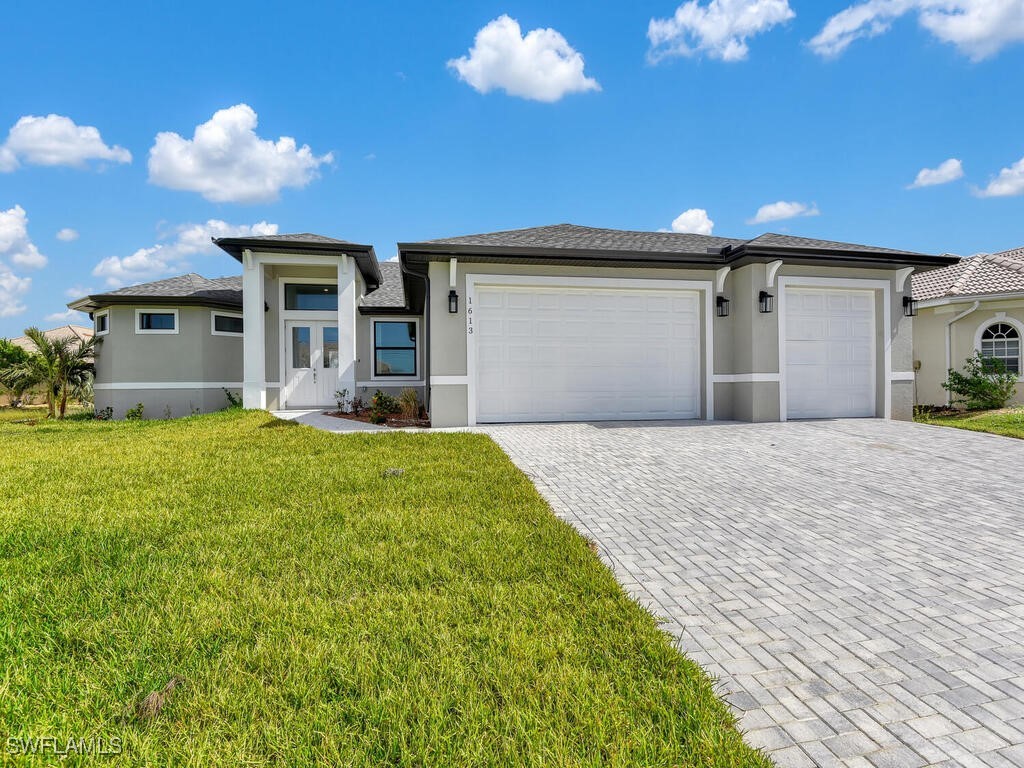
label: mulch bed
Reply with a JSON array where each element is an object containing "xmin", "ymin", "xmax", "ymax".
[{"xmin": 324, "ymin": 410, "xmax": 431, "ymax": 429}]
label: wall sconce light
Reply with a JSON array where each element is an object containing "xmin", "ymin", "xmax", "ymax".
[
  {"xmin": 758, "ymin": 290, "xmax": 774, "ymax": 314},
  {"xmin": 448, "ymin": 289, "xmax": 459, "ymax": 314},
  {"xmin": 903, "ymin": 296, "xmax": 918, "ymax": 317},
  {"xmin": 716, "ymin": 295, "xmax": 730, "ymax": 317}
]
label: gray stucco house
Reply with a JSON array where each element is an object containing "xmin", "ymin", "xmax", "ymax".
[{"xmin": 69, "ymin": 225, "xmax": 956, "ymax": 424}]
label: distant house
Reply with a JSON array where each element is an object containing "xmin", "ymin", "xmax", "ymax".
[
  {"xmin": 66, "ymin": 226, "xmax": 958, "ymax": 421},
  {"xmin": 10, "ymin": 324, "xmax": 94, "ymax": 353},
  {"xmin": 912, "ymin": 246, "xmax": 1024, "ymax": 406}
]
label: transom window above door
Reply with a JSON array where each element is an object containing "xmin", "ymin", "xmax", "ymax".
[
  {"xmin": 981, "ymin": 322, "xmax": 1021, "ymax": 373},
  {"xmin": 285, "ymin": 284, "xmax": 338, "ymax": 311},
  {"xmin": 373, "ymin": 321, "xmax": 417, "ymax": 377}
]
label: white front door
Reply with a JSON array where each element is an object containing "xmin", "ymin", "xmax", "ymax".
[
  {"xmin": 784, "ymin": 287, "xmax": 876, "ymax": 419},
  {"xmin": 284, "ymin": 321, "xmax": 339, "ymax": 408},
  {"xmin": 473, "ymin": 283, "xmax": 702, "ymax": 423}
]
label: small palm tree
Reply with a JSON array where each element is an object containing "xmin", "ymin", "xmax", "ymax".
[{"xmin": 0, "ymin": 328, "xmax": 95, "ymax": 419}]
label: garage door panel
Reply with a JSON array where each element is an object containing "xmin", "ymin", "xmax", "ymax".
[
  {"xmin": 475, "ymin": 284, "xmax": 701, "ymax": 423},
  {"xmin": 785, "ymin": 287, "xmax": 875, "ymax": 420}
]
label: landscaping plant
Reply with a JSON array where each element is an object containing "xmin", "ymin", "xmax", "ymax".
[
  {"xmin": 0, "ymin": 328, "xmax": 95, "ymax": 418},
  {"xmin": 942, "ymin": 351, "xmax": 1019, "ymax": 410}
]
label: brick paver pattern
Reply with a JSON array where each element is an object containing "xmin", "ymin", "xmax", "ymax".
[{"xmin": 483, "ymin": 419, "xmax": 1024, "ymax": 768}]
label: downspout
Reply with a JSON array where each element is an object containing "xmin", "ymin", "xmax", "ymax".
[{"xmin": 945, "ymin": 301, "xmax": 980, "ymax": 405}]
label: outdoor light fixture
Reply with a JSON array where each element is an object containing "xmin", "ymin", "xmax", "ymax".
[
  {"xmin": 448, "ymin": 289, "xmax": 459, "ymax": 314},
  {"xmin": 903, "ymin": 296, "xmax": 918, "ymax": 317},
  {"xmin": 716, "ymin": 295, "xmax": 730, "ymax": 318},
  {"xmin": 758, "ymin": 290, "xmax": 774, "ymax": 314}
]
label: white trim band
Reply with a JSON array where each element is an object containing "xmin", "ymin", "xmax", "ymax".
[
  {"xmin": 713, "ymin": 373, "xmax": 780, "ymax": 383},
  {"xmin": 94, "ymin": 382, "xmax": 242, "ymax": 390},
  {"xmin": 430, "ymin": 375, "xmax": 469, "ymax": 386},
  {"xmin": 890, "ymin": 371, "xmax": 916, "ymax": 381}
]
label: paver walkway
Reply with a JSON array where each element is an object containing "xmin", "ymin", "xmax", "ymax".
[{"xmin": 484, "ymin": 419, "xmax": 1024, "ymax": 768}]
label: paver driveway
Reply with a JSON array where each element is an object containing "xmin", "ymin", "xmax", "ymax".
[{"xmin": 484, "ymin": 419, "xmax": 1024, "ymax": 768}]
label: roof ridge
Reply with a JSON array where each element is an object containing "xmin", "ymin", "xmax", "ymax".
[{"xmin": 948, "ymin": 254, "xmax": 988, "ymax": 295}]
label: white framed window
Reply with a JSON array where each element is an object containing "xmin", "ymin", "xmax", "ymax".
[
  {"xmin": 211, "ymin": 311, "xmax": 243, "ymax": 336},
  {"xmin": 980, "ymin": 322, "xmax": 1021, "ymax": 374},
  {"xmin": 94, "ymin": 310, "xmax": 109, "ymax": 336},
  {"xmin": 135, "ymin": 308, "xmax": 179, "ymax": 335},
  {"xmin": 371, "ymin": 318, "xmax": 419, "ymax": 379}
]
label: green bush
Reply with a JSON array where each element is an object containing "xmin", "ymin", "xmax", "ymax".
[
  {"xmin": 125, "ymin": 403, "xmax": 145, "ymax": 421},
  {"xmin": 942, "ymin": 351, "xmax": 1019, "ymax": 410},
  {"xmin": 398, "ymin": 388, "xmax": 419, "ymax": 418}
]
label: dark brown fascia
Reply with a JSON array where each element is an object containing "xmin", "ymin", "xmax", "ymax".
[{"xmin": 214, "ymin": 237, "xmax": 383, "ymax": 292}]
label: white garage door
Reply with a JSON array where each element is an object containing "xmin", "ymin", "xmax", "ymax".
[
  {"xmin": 784, "ymin": 287, "xmax": 876, "ymax": 419},
  {"xmin": 473, "ymin": 284, "xmax": 702, "ymax": 423}
]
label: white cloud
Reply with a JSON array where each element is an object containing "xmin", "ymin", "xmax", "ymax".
[
  {"xmin": 648, "ymin": 0, "xmax": 795, "ymax": 62},
  {"xmin": 671, "ymin": 208, "xmax": 715, "ymax": 235},
  {"xmin": 0, "ymin": 205, "xmax": 47, "ymax": 269},
  {"xmin": 907, "ymin": 157, "xmax": 964, "ymax": 188},
  {"xmin": 974, "ymin": 154, "xmax": 1024, "ymax": 197},
  {"xmin": 147, "ymin": 104, "xmax": 333, "ymax": 203},
  {"xmin": 0, "ymin": 265, "xmax": 30, "ymax": 318},
  {"xmin": 64, "ymin": 284, "xmax": 93, "ymax": 298},
  {"xmin": 45, "ymin": 308, "xmax": 88, "ymax": 323},
  {"xmin": 0, "ymin": 114, "xmax": 131, "ymax": 172},
  {"xmin": 747, "ymin": 200, "xmax": 820, "ymax": 224},
  {"xmin": 56, "ymin": 227, "xmax": 79, "ymax": 242},
  {"xmin": 448, "ymin": 15, "xmax": 601, "ymax": 102},
  {"xmin": 92, "ymin": 219, "xmax": 278, "ymax": 287},
  {"xmin": 810, "ymin": 0, "xmax": 1024, "ymax": 61}
]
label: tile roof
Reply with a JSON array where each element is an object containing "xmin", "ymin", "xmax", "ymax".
[
  {"xmin": 409, "ymin": 223, "xmax": 935, "ymax": 260},
  {"xmin": 10, "ymin": 325, "xmax": 94, "ymax": 352},
  {"xmin": 912, "ymin": 247, "xmax": 1024, "ymax": 301},
  {"xmin": 361, "ymin": 261, "xmax": 406, "ymax": 309}
]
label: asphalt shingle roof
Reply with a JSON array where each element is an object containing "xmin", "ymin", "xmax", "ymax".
[
  {"xmin": 361, "ymin": 261, "xmax": 406, "ymax": 309},
  {"xmin": 912, "ymin": 247, "xmax": 1024, "ymax": 301},
  {"xmin": 221, "ymin": 233, "xmax": 358, "ymax": 246},
  {"xmin": 99, "ymin": 273, "xmax": 243, "ymax": 303}
]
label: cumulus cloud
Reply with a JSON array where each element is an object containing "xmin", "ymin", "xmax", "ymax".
[
  {"xmin": 0, "ymin": 266, "xmax": 31, "ymax": 317},
  {"xmin": 747, "ymin": 200, "xmax": 820, "ymax": 224},
  {"xmin": 92, "ymin": 219, "xmax": 278, "ymax": 287},
  {"xmin": 907, "ymin": 158, "xmax": 964, "ymax": 188},
  {"xmin": 974, "ymin": 154, "xmax": 1024, "ymax": 197},
  {"xmin": 45, "ymin": 308, "xmax": 88, "ymax": 323},
  {"xmin": 448, "ymin": 15, "xmax": 601, "ymax": 102},
  {"xmin": 56, "ymin": 227, "xmax": 79, "ymax": 242},
  {"xmin": 64, "ymin": 284, "xmax": 93, "ymax": 299},
  {"xmin": 0, "ymin": 114, "xmax": 131, "ymax": 172},
  {"xmin": 0, "ymin": 205, "xmax": 47, "ymax": 269},
  {"xmin": 670, "ymin": 208, "xmax": 715, "ymax": 235},
  {"xmin": 647, "ymin": 0, "xmax": 795, "ymax": 62},
  {"xmin": 148, "ymin": 105, "xmax": 333, "ymax": 203},
  {"xmin": 810, "ymin": 0, "xmax": 1024, "ymax": 61}
]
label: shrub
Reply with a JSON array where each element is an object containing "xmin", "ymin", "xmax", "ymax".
[
  {"xmin": 125, "ymin": 403, "xmax": 145, "ymax": 421},
  {"xmin": 224, "ymin": 388, "xmax": 243, "ymax": 409},
  {"xmin": 94, "ymin": 406, "xmax": 113, "ymax": 421},
  {"xmin": 335, "ymin": 388, "xmax": 351, "ymax": 412},
  {"xmin": 399, "ymin": 388, "xmax": 419, "ymax": 419},
  {"xmin": 372, "ymin": 390, "xmax": 399, "ymax": 414},
  {"xmin": 942, "ymin": 351, "xmax": 1019, "ymax": 410}
]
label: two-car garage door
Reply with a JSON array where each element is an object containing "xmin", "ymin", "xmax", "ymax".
[{"xmin": 473, "ymin": 283, "xmax": 702, "ymax": 423}]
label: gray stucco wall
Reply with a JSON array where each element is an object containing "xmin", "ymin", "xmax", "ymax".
[
  {"xmin": 427, "ymin": 259, "xmax": 915, "ymax": 427},
  {"xmin": 92, "ymin": 304, "xmax": 242, "ymax": 419}
]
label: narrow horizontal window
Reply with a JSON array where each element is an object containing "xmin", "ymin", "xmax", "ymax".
[
  {"xmin": 373, "ymin": 321, "xmax": 416, "ymax": 377},
  {"xmin": 213, "ymin": 314, "xmax": 243, "ymax": 334},
  {"xmin": 285, "ymin": 284, "xmax": 337, "ymax": 311},
  {"xmin": 138, "ymin": 312, "xmax": 175, "ymax": 331}
]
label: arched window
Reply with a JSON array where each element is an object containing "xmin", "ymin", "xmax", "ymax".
[{"xmin": 980, "ymin": 323, "xmax": 1020, "ymax": 374}]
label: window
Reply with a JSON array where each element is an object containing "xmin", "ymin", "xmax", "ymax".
[
  {"xmin": 285, "ymin": 284, "xmax": 337, "ymax": 311},
  {"xmin": 373, "ymin": 321, "xmax": 417, "ymax": 377},
  {"xmin": 980, "ymin": 322, "xmax": 1020, "ymax": 374},
  {"xmin": 212, "ymin": 312, "xmax": 243, "ymax": 335},
  {"xmin": 135, "ymin": 309, "xmax": 178, "ymax": 334},
  {"xmin": 94, "ymin": 311, "xmax": 109, "ymax": 336}
]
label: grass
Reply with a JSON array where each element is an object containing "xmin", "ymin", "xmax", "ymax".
[
  {"xmin": 915, "ymin": 406, "xmax": 1024, "ymax": 439},
  {"xmin": 0, "ymin": 410, "xmax": 768, "ymax": 767}
]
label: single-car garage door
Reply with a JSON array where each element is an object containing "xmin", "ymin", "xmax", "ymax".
[
  {"xmin": 473, "ymin": 283, "xmax": 702, "ymax": 423},
  {"xmin": 784, "ymin": 287, "xmax": 876, "ymax": 419}
]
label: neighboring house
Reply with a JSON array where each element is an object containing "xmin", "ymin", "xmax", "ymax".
[
  {"xmin": 10, "ymin": 324, "xmax": 94, "ymax": 353},
  {"xmin": 912, "ymin": 246, "xmax": 1024, "ymax": 407},
  {"xmin": 68, "ymin": 225, "xmax": 955, "ymax": 422}
]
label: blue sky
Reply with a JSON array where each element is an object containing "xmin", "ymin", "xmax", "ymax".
[{"xmin": 1, "ymin": 0, "xmax": 1023, "ymax": 336}]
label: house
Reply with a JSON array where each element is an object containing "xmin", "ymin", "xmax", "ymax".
[
  {"xmin": 10, "ymin": 324, "xmax": 94, "ymax": 353},
  {"xmin": 912, "ymin": 246, "xmax": 1024, "ymax": 407},
  {"xmin": 68, "ymin": 225, "xmax": 956, "ymax": 423}
]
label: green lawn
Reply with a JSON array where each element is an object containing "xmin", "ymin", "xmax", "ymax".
[
  {"xmin": 0, "ymin": 410, "xmax": 768, "ymax": 767},
  {"xmin": 915, "ymin": 406, "xmax": 1024, "ymax": 439}
]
